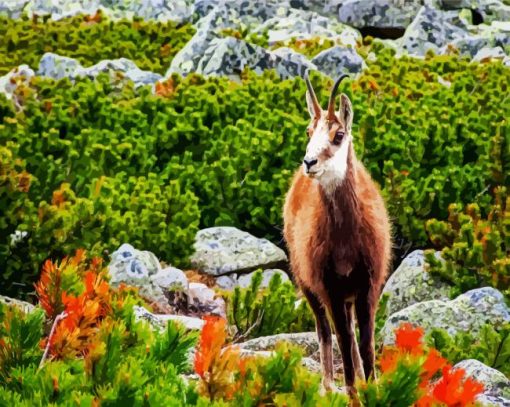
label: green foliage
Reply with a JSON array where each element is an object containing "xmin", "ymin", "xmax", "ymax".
[
  {"xmin": 226, "ymin": 270, "xmax": 314, "ymax": 340},
  {"xmin": 0, "ymin": 302, "xmax": 45, "ymax": 386},
  {"xmin": 0, "ymin": 13, "xmax": 195, "ymax": 75},
  {"xmin": 358, "ymin": 359, "xmax": 423, "ymax": 407},
  {"xmin": 233, "ymin": 344, "xmax": 349, "ymax": 407},
  {"xmin": 1, "ymin": 25, "xmax": 509, "ymax": 300},
  {"xmin": 426, "ymin": 323, "xmax": 510, "ymax": 379},
  {"xmin": 425, "ymin": 187, "xmax": 510, "ymax": 299}
]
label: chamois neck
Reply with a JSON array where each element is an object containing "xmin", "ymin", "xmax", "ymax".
[{"xmin": 318, "ymin": 151, "xmax": 359, "ymax": 229}]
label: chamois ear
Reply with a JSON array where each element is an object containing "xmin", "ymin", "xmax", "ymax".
[
  {"xmin": 306, "ymin": 91, "xmax": 317, "ymax": 119},
  {"xmin": 339, "ymin": 93, "xmax": 353, "ymax": 132}
]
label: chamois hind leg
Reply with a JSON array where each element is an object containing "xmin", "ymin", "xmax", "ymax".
[
  {"xmin": 302, "ymin": 288, "xmax": 335, "ymax": 391},
  {"xmin": 355, "ymin": 289, "xmax": 377, "ymax": 380},
  {"xmin": 329, "ymin": 297, "xmax": 358, "ymax": 392}
]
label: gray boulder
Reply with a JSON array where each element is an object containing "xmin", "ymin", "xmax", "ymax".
[
  {"xmin": 0, "ymin": 0, "xmax": 29, "ymax": 18},
  {"xmin": 37, "ymin": 53, "xmax": 162, "ymax": 87},
  {"xmin": 311, "ymin": 46, "xmax": 365, "ymax": 77},
  {"xmin": 38, "ymin": 52, "xmax": 83, "ymax": 80},
  {"xmin": 170, "ymin": 36, "xmax": 314, "ymax": 79},
  {"xmin": 382, "ymin": 250, "xmax": 450, "ymax": 315},
  {"xmin": 133, "ymin": 305, "xmax": 204, "ymax": 331},
  {"xmin": 109, "ymin": 243, "xmax": 161, "ymax": 284},
  {"xmin": 454, "ymin": 359, "xmax": 510, "ymax": 402},
  {"xmin": 253, "ymin": 7, "xmax": 360, "ymax": 46},
  {"xmin": 20, "ymin": 0, "xmax": 193, "ymax": 23},
  {"xmin": 108, "ymin": 244, "xmax": 170, "ymax": 310},
  {"xmin": 190, "ymin": 227, "xmax": 287, "ymax": 276},
  {"xmin": 400, "ymin": 5, "xmax": 470, "ymax": 56},
  {"xmin": 440, "ymin": 0, "xmax": 510, "ymax": 24},
  {"xmin": 382, "ymin": 287, "xmax": 510, "ymax": 345},
  {"xmin": 337, "ymin": 0, "xmax": 422, "ymax": 30}
]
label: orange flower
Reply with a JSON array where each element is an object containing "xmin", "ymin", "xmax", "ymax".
[
  {"xmin": 194, "ymin": 316, "xmax": 227, "ymax": 378},
  {"xmin": 395, "ymin": 323, "xmax": 424, "ymax": 354},
  {"xmin": 432, "ymin": 365, "xmax": 484, "ymax": 407},
  {"xmin": 416, "ymin": 394, "xmax": 436, "ymax": 407},
  {"xmin": 379, "ymin": 347, "xmax": 399, "ymax": 373},
  {"xmin": 420, "ymin": 349, "xmax": 448, "ymax": 387}
]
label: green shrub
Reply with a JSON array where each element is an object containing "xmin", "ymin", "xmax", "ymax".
[
  {"xmin": 425, "ymin": 186, "xmax": 510, "ymax": 300},
  {"xmin": 225, "ymin": 270, "xmax": 314, "ymax": 341},
  {"xmin": 0, "ymin": 13, "xmax": 195, "ymax": 75}
]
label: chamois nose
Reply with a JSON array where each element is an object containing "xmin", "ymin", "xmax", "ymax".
[{"xmin": 303, "ymin": 157, "xmax": 318, "ymax": 171}]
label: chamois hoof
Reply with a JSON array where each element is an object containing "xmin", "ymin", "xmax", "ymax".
[{"xmin": 319, "ymin": 379, "xmax": 341, "ymax": 396}]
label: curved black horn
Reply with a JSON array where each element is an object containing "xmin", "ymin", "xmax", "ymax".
[
  {"xmin": 327, "ymin": 74, "xmax": 349, "ymax": 119},
  {"xmin": 304, "ymin": 70, "xmax": 321, "ymax": 118}
]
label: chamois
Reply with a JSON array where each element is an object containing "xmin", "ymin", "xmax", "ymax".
[{"xmin": 283, "ymin": 73, "xmax": 391, "ymax": 394}]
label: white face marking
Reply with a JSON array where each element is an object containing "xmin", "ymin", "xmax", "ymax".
[{"xmin": 303, "ymin": 117, "xmax": 351, "ymax": 193}]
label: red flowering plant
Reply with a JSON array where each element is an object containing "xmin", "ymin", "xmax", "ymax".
[
  {"xmin": 360, "ymin": 322, "xmax": 484, "ymax": 407},
  {"xmin": 35, "ymin": 250, "xmax": 138, "ymax": 362}
]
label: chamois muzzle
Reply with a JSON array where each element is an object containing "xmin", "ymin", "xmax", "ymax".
[{"xmin": 303, "ymin": 157, "xmax": 318, "ymax": 172}]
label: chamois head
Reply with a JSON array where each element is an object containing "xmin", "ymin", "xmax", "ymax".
[{"xmin": 303, "ymin": 72, "xmax": 353, "ymax": 188}]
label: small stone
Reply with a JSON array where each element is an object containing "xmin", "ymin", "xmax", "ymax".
[{"xmin": 151, "ymin": 267, "xmax": 188, "ymax": 292}]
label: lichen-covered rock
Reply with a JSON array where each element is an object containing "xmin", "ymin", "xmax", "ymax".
[
  {"xmin": 237, "ymin": 269, "xmax": 290, "ymax": 289},
  {"xmin": 0, "ymin": 0, "xmax": 29, "ymax": 18},
  {"xmin": 440, "ymin": 0, "xmax": 510, "ymax": 24},
  {"xmin": 151, "ymin": 266, "xmax": 188, "ymax": 292},
  {"xmin": 253, "ymin": 7, "xmax": 360, "ymax": 46},
  {"xmin": 0, "ymin": 295, "xmax": 36, "ymax": 314},
  {"xmin": 37, "ymin": 52, "xmax": 83, "ymax": 80},
  {"xmin": 382, "ymin": 250, "xmax": 450, "ymax": 315},
  {"xmin": 454, "ymin": 359, "xmax": 510, "ymax": 401},
  {"xmin": 133, "ymin": 306, "xmax": 204, "ymax": 331},
  {"xmin": 17, "ymin": 0, "xmax": 193, "ymax": 23},
  {"xmin": 37, "ymin": 53, "xmax": 162, "ymax": 87},
  {"xmin": 400, "ymin": 5, "xmax": 470, "ymax": 56},
  {"xmin": 337, "ymin": 0, "xmax": 421, "ymax": 29},
  {"xmin": 108, "ymin": 244, "xmax": 170, "ymax": 310},
  {"xmin": 382, "ymin": 287, "xmax": 510, "ymax": 345},
  {"xmin": 311, "ymin": 46, "xmax": 365, "ymax": 77},
  {"xmin": 109, "ymin": 243, "xmax": 161, "ymax": 284},
  {"xmin": 190, "ymin": 227, "xmax": 287, "ymax": 276},
  {"xmin": 0, "ymin": 65, "xmax": 35, "ymax": 101}
]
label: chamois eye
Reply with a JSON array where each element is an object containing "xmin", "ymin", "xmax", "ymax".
[{"xmin": 332, "ymin": 131, "xmax": 345, "ymax": 146}]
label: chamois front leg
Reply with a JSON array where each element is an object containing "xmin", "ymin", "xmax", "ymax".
[
  {"xmin": 302, "ymin": 288, "xmax": 335, "ymax": 392},
  {"xmin": 355, "ymin": 289, "xmax": 377, "ymax": 380},
  {"xmin": 329, "ymin": 298, "xmax": 358, "ymax": 394}
]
